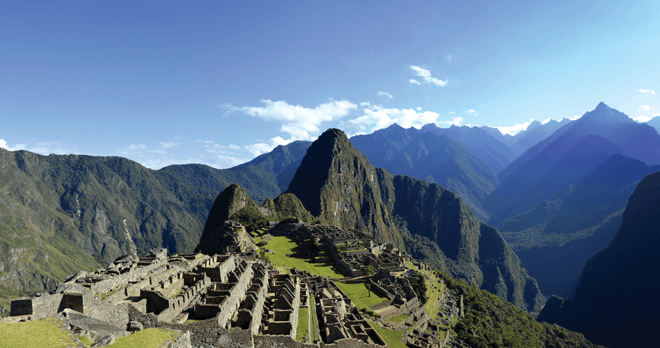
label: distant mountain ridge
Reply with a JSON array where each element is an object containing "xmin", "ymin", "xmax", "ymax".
[
  {"xmin": 488, "ymin": 102, "xmax": 660, "ymax": 224},
  {"xmin": 350, "ymin": 124, "xmax": 499, "ymax": 220}
]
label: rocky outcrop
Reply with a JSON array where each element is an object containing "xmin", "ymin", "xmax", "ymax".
[
  {"xmin": 285, "ymin": 129, "xmax": 545, "ymax": 314},
  {"xmin": 538, "ymin": 171, "xmax": 660, "ymax": 347},
  {"xmin": 287, "ymin": 129, "xmax": 402, "ymax": 247}
]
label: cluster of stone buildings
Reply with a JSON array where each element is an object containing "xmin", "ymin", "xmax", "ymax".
[
  {"xmin": 6, "ymin": 244, "xmax": 389, "ymax": 348},
  {"xmin": 6, "ymin": 219, "xmax": 462, "ymax": 348}
]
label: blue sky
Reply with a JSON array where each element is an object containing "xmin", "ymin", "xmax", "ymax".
[{"xmin": 1, "ymin": 1, "xmax": 659, "ymax": 169}]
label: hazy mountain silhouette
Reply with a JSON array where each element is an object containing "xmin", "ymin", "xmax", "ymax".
[
  {"xmin": 538, "ymin": 171, "xmax": 660, "ymax": 347},
  {"xmin": 350, "ymin": 124, "xmax": 498, "ymax": 220}
]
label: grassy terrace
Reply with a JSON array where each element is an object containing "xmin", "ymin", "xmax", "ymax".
[
  {"xmin": 334, "ymin": 282, "xmax": 387, "ymax": 311},
  {"xmin": 388, "ymin": 313, "xmax": 410, "ymax": 324},
  {"xmin": 369, "ymin": 321, "xmax": 407, "ymax": 348},
  {"xmin": 309, "ymin": 296, "xmax": 319, "ymax": 343},
  {"xmin": 263, "ymin": 236, "xmax": 345, "ymax": 278},
  {"xmin": 0, "ymin": 318, "xmax": 181, "ymax": 348},
  {"xmin": 296, "ymin": 306, "xmax": 309, "ymax": 342}
]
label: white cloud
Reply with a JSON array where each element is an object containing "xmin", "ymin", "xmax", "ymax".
[
  {"xmin": 245, "ymin": 136, "xmax": 292, "ymax": 157},
  {"xmin": 639, "ymin": 89, "xmax": 657, "ymax": 95},
  {"xmin": 634, "ymin": 113, "xmax": 660, "ymax": 123},
  {"xmin": 409, "ymin": 79, "xmax": 421, "ymax": 85},
  {"xmin": 223, "ymin": 99, "xmax": 357, "ymax": 140},
  {"xmin": 377, "ymin": 91, "xmax": 393, "ymax": 99},
  {"xmin": 568, "ymin": 114, "xmax": 582, "ymax": 121},
  {"xmin": 128, "ymin": 144, "xmax": 147, "ymax": 150},
  {"xmin": 496, "ymin": 119, "xmax": 534, "ymax": 135},
  {"xmin": 466, "ymin": 109, "xmax": 479, "ymax": 116},
  {"xmin": 159, "ymin": 142, "xmax": 178, "ymax": 148},
  {"xmin": 448, "ymin": 111, "xmax": 455, "ymax": 114},
  {"xmin": 345, "ymin": 105, "xmax": 441, "ymax": 136},
  {"xmin": 444, "ymin": 117, "xmax": 463, "ymax": 126},
  {"xmin": 409, "ymin": 65, "xmax": 447, "ymax": 86},
  {"xmin": 541, "ymin": 118, "xmax": 552, "ymax": 125},
  {"xmin": 416, "ymin": 107, "xmax": 422, "ymax": 111},
  {"xmin": 639, "ymin": 105, "xmax": 650, "ymax": 111},
  {"xmin": 446, "ymin": 54, "xmax": 452, "ymax": 61},
  {"xmin": 0, "ymin": 139, "xmax": 6, "ymax": 149}
]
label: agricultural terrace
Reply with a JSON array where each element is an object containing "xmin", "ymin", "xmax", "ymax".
[{"xmin": 262, "ymin": 236, "xmax": 345, "ymax": 278}]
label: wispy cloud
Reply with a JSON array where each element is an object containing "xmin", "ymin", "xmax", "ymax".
[
  {"xmin": 159, "ymin": 142, "xmax": 178, "ymax": 148},
  {"xmin": 495, "ymin": 119, "xmax": 534, "ymax": 135},
  {"xmin": 409, "ymin": 65, "xmax": 447, "ymax": 86},
  {"xmin": 466, "ymin": 109, "xmax": 478, "ymax": 116},
  {"xmin": 639, "ymin": 89, "xmax": 657, "ymax": 95},
  {"xmin": 377, "ymin": 91, "xmax": 393, "ymax": 99},
  {"xmin": 639, "ymin": 105, "xmax": 650, "ymax": 111},
  {"xmin": 446, "ymin": 54, "xmax": 452, "ymax": 61},
  {"xmin": 221, "ymin": 99, "xmax": 357, "ymax": 140},
  {"xmin": 448, "ymin": 111, "xmax": 455, "ymax": 114},
  {"xmin": 409, "ymin": 79, "xmax": 421, "ymax": 85}
]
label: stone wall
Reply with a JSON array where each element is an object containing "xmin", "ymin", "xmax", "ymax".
[
  {"xmin": 254, "ymin": 334, "xmax": 317, "ymax": 348},
  {"xmin": 11, "ymin": 293, "xmax": 64, "ymax": 319},
  {"xmin": 90, "ymin": 260, "xmax": 164, "ymax": 295},
  {"xmin": 216, "ymin": 260, "xmax": 253, "ymax": 327}
]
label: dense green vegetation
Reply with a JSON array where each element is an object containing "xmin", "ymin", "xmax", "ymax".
[{"xmin": 436, "ymin": 272, "xmax": 601, "ymax": 348}]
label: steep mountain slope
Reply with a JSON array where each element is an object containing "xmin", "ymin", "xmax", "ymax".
[
  {"xmin": 538, "ymin": 171, "xmax": 660, "ymax": 347},
  {"xmin": 419, "ymin": 123, "xmax": 517, "ymax": 171},
  {"xmin": 0, "ymin": 141, "xmax": 310, "ymax": 314},
  {"xmin": 646, "ymin": 116, "xmax": 660, "ymax": 133},
  {"xmin": 350, "ymin": 124, "xmax": 499, "ymax": 220},
  {"xmin": 287, "ymin": 129, "xmax": 402, "ymax": 247},
  {"xmin": 287, "ymin": 128, "xmax": 545, "ymax": 314},
  {"xmin": 498, "ymin": 154, "xmax": 660, "ymax": 298}
]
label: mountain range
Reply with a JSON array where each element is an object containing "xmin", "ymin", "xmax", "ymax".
[{"xmin": 2, "ymin": 101, "xmax": 659, "ymax": 348}]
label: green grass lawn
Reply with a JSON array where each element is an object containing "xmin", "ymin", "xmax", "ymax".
[
  {"xmin": 388, "ymin": 313, "xmax": 410, "ymax": 324},
  {"xmin": 368, "ymin": 321, "xmax": 407, "ymax": 348},
  {"xmin": 0, "ymin": 318, "xmax": 78, "ymax": 348},
  {"xmin": 334, "ymin": 282, "xmax": 387, "ymax": 310},
  {"xmin": 108, "ymin": 328, "xmax": 181, "ymax": 348},
  {"xmin": 0, "ymin": 318, "xmax": 182, "ymax": 348},
  {"xmin": 309, "ymin": 296, "xmax": 319, "ymax": 343},
  {"xmin": 295, "ymin": 306, "xmax": 309, "ymax": 342},
  {"xmin": 264, "ymin": 236, "xmax": 345, "ymax": 278}
]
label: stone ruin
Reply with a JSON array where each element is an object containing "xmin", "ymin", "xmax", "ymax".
[{"xmin": 4, "ymin": 246, "xmax": 390, "ymax": 348}]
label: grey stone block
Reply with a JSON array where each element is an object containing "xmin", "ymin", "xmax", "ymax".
[
  {"xmin": 127, "ymin": 320, "xmax": 144, "ymax": 332},
  {"xmin": 90, "ymin": 334, "xmax": 115, "ymax": 348}
]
